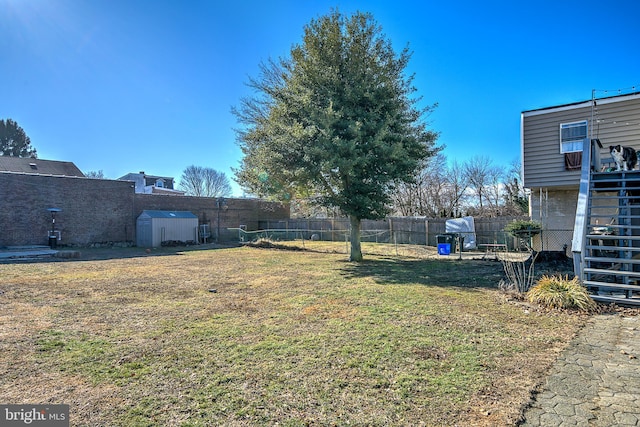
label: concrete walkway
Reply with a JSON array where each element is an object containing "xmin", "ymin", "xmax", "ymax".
[
  {"xmin": 0, "ymin": 246, "xmax": 57, "ymax": 260},
  {"xmin": 521, "ymin": 314, "xmax": 640, "ymax": 426}
]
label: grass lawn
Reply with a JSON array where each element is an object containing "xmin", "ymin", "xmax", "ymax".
[{"xmin": 0, "ymin": 243, "xmax": 586, "ymax": 426}]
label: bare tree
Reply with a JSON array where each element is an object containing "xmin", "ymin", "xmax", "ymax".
[
  {"xmin": 503, "ymin": 158, "xmax": 528, "ymax": 215},
  {"xmin": 393, "ymin": 154, "xmax": 528, "ymax": 218},
  {"xmin": 392, "ymin": 160, "xmax": 430, "ymax": 216},
  {"xmin": 202, "ymin": 167, "xmax": 233, "ymax": 198},
  {"xmin": 485, "ymin": 163, "xmax": 506, "ymax": 216},
  {"xmin": 392, "ymin": 154, "xmax": 469, "ymax": 217},
  {"xmin": 463, "ymin": 156, "xmax": 505, "ymax": 216},
  {"xmin": 440, "ymin": 159, "xmax": 470, "ymax": 217},
  {"xmin": 84, "ymin": 170, "xmax": 105, "ymax": 179},
  {"xmin": 179, "ymin": 165, "xmax": 232, "ymax": 197}
]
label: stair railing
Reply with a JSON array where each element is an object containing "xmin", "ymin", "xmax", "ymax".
[{"xmin": 571, "ymin": 138, "xmax": 597, "ymax": 278}]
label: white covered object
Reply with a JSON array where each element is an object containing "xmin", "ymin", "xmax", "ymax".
[{"xmin": 445, "ymin": 216, "xmax": 477, "ymax": 250}]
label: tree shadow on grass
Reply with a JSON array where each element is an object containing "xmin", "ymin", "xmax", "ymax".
[
  {"xmin": 338, "ymin": 257, "xmax": 505, "ymax": 289},
  {"xmin": 0, "ymin": 244, "xmax": 237, "ymax": 264}
]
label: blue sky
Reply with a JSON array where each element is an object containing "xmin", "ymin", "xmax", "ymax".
[{"xmin": 2, "ymin": 0, "xmax": 639, "ymax": 196}]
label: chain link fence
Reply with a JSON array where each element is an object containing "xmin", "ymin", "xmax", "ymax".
[
  {"xmin": 236, "ymin": 217, "xmax": 574, "ymax": 256},
  {"xmin": 531, "ymin": 229, "xmax": 574, "ymax": 255}
]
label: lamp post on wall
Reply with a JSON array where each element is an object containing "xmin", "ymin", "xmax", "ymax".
[
  {"xmin": 216, "ymin": 197, "xmax": 228, "ymax": 242},
  {"xmin": 47, "ymin": 208, "xmax": 61, "ymax": 249}
]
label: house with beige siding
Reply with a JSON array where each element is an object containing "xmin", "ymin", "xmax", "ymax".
[
  {"xmin": 522, "ymin": 92, "xmax": 640, "ymax": 238},
  {"xmin": 521, "ymin": 91, "xmax": 640, "ymax": 305}
]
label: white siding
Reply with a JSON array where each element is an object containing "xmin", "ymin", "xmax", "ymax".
[
  {"xmin": 151, "ymin": 218, "xmax": 198, "ymax": 247},
  {"xmin": 136, "ymin": 211, "xmax": 198, "ymax": 247}
]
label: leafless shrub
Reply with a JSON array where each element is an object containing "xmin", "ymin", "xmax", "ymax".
[{"xmin": 501, "ymin": 251, "xmax": 538, "ymax": 294}]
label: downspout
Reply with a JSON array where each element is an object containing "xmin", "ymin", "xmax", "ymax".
[{"xmin": 543, "ymin": 188, "xmax": 548, "ymax": 252}]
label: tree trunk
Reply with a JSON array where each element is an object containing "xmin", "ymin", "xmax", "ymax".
[{"xmin": 349, "ymin": 215, "xmax": 363, "ymax": 261}]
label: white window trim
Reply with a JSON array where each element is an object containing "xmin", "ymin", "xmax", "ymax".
[{"xmin": 560, "ymin": 120, "xmax": 588, "ymax": 154}]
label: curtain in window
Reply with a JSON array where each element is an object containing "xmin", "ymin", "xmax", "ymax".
[{"xmin": 564, "ymin": 151, "xmax": 582, "ymax": 170}]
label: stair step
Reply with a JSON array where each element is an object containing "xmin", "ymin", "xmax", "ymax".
[
  {"xmin": 579, "ymin": 169, "xmax": 640, "ymax": 307},
  {"xmin": 591, "ymin": 186, "xmax": 640, "ymax": 190},
  {"xmin": 587, "ymin": 205, "xmax": 640, "ymax": 210},
  {"xmin": 591, "ymin": 191, "xmax": 640, "ymax": 195},
  {"xmin": 589, "ymin": 193, "xmax": 640, "ymax": 197},
  {"xmin": 586, "ymin": 234, "xmax": 640, "ymax": 241},
  {"xmin": 589, "ymin": 213, "xmax": 640, "ymax": 218},
  {"xmin": 591, "ymin": 191, "xmax": 640, "ymax": 194},
  {"xmin": 592, "ymin": 175, "xmax": 640, "ymax": 179},
  {"xmin": 584, "ymin": 280, "xmax": 640, "ymax": 291},
  {"xmin": 585, "ymin": 248, "xmax": 640, "ymax": 255},
  {"xmin": 590, "ymin": 295, "xmax": 640, "ymax": 306},
  {"xmin": 585, "ymin": 243, "xmax": 640, "ymax": 249},
  {"xmin": 590, "ymin": 181, "xmax": 640, "ymax": 184},
  {"xmin": 588, "ymin": 229, "xmax": 640, "ymax": 234},
  {"xmin": 584, "ymin": 256, "xmax": 640, "ymax": 264},
  {"xmin": 588, "ymin": 220, "xmax": 640, "ymax": 224},
  {"xmin": 591, "ymin": 176, "xmax": 640, "ymax": 180},
  {"xmin": 584, "ymin": 267, "xmax": 640, "ymax": 277},
  {"xmin": 592, "ymin": 180, "xmax": 640, "ymax": 185},
  {"xmin": 589, "ymin": 225, "xmax": 640, "ymax": 230},
  {"xmin": 591, "ymin": 184, "xmax": 640, "ymax": 189}
]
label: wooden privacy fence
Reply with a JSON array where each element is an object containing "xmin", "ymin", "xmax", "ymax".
[{"xmin": 253, "ymin": 216, "xmax": 553, "ymax": 251}]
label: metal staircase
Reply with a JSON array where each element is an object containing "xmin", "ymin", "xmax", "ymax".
[
  {"xmin": 569, "ymin": 91, "xmax": 640, "ymax": 305},
  {"xmin": 581, "ymin": 170, "xmax": 640, "ymax": 305}
]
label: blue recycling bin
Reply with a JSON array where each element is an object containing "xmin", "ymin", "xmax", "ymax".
[
  {"xmin": 437, "ymin": 243, "xmax": 451, "ymax": 255},
  {"xmin": 437, "ymin": 234, "xmax": 456, "ymax": 253}
]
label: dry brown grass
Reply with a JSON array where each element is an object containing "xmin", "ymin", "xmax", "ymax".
[{"xmin": 0, "ymin": 244, "xmax": 586, "ymax": 426}]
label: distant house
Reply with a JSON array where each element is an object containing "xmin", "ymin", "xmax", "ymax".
[
  {"xmin": 118, "ymin": 171, "xmax": 185, "ymax": 195},
  {"xmin": 0, "ymin": 156, "xmax": 85, "ymax": 177}
]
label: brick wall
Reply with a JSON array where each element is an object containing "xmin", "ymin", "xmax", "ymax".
[
  {"xmin": 0, "ymin": 173, "xmax": 289, "ymax": 247},
  {"xmin": 133, "ymin": 194, "xmax": 290, "ymax": 242}
]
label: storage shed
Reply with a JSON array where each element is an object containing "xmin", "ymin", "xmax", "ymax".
[{"xmin": 136, "ymin": 210, "xmax": 198, "ymax": 248}]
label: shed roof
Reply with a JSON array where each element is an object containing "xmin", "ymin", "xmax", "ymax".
[
  {"xmin": 0, "ymin": 156, "xmax": 85, "ymax": 177},
  {"xmin": 138, "ymin": 210, "xmax": 197, "ymax": 219}
]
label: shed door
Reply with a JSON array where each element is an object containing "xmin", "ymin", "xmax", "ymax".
[{"xmin": 137, "ymin": 218, "xmax": 153, "ymax": 247}]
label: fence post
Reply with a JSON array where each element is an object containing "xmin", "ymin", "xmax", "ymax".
[
  {"xmin": 425, "ymin": 218, "xmax": 429, "ymax": 246},
  {"xmin": 394, "ymin": 231, "xmax": 398, "ymax": 255},
  {"xmin": 345, "ymin": 226, "xmax": 349, "ymax": 253},
  {"xmin": 332, "ymin": 218, "xmax": 335, "ymax": 242}
]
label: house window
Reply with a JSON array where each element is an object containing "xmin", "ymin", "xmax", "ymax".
[
  {"xmin": 560, "ymin": 120, "xmax": 587, "ymax": 153},
  {"xmin": 155, "ymin": 179, "xmax": 164, "ymax": 188}
]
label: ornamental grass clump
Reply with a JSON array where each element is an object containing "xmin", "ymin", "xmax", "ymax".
[{"xmin": 527, "ymin": 275, "xmax": 597, "ymax": 312}]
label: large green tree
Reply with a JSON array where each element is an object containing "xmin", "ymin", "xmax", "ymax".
[
  {"xmin": 0, "ymin": 119, "xmax": 37, "ymax": 158},
  {"xmin": 234, "ymin": 10, "xmax": 439, "ymax": 261}
]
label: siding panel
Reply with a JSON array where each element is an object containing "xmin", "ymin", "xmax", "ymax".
[{"xmin": 522, "ymin": 93, "xmax": 640, "ymax": 189}]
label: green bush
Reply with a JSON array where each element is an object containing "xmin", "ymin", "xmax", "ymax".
[
  {"xmin": 527, "ymin": 275, "xmax": 597, "ymax": 312},
  {"xmin": 504, "ymin": 219, "xmax": 542, "ymax": 237}
]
